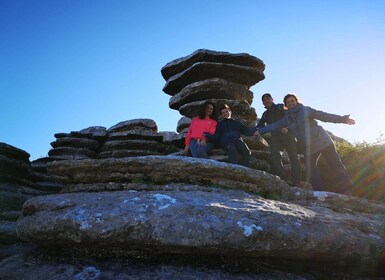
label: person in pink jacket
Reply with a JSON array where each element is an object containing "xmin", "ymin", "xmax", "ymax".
[{"xmin": 184, "ymin": 101, "xmax": 217, "ymax": 158}]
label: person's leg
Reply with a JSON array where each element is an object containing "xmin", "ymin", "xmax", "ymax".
[
  {"xmin": 284, "ymin": 135, "xmax": 301, "ymax": 185},
  {"xmin": 268, "ymin": 137, "xmax": 286, "ymax": 179},
  {"xmin": 305, "ymin": 151, "xmax": 324, "ymax": 191},
  {"xmin": 235, "ymin": 140, "xmax": 251, "ymax": 167},
  {"xmin": 196, "ymin": 142, "xmax": 214, "ymax": 158},
  {"xmin": 224, "ymin": 142, "xmax": 239, "ymax": 164},
  {"xmin": 320, "ymin": 144, "xmax": 353, "ymax": 194},
  {"xmin": 189, "ymin": 139, "xmax": 199, "ymax": 157}
]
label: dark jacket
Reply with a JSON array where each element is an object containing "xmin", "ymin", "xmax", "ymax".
[
  {"xmin": 204, "ymin": 118, "xmax": 257, "ymax": 146},
  {"xmin": 257, "ymin": 103, "xmax": 286, "ymax": 137},
  {"xmin": 257, "ymin": 104, "xmax": 348, "ymax": 155}
]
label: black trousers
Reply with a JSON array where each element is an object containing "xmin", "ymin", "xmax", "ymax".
[{"xmin": 224, "ymin": 139, "xmax": 251, "ymax": 167}]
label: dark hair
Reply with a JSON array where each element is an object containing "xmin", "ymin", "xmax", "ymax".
[
  {"xmin": 283, "ymin": 94, "xmax": 299, "ymax": 106},
  {"xmin": 198, "ymin": 101, "xmax": 217, "ymax": 120},
  {"xmin": 219, "ymin": 103, "xmax": 230, "ymax": 113}
]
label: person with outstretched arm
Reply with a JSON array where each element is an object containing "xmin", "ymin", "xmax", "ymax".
[{"xmin": 255, "ymin": 94, "xmax": 355, "ymax": 195}]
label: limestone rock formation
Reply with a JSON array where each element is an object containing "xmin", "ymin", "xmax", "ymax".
[
  {"xmin": 161, "ymin": 49, "xmax": 269, "ymax": 169},
  {"xmin": 100, "ymin": 119, "xmax": 164, "ymax": 158},
  {"xmin": 5, "ymin": 154, "xmax": 385, "ymax": 278}
]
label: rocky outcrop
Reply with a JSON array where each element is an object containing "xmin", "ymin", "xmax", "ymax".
[
  {"xmin": 161, "ymin": 49, "xmax": 269, "ymax": 169},
  {"xmin": 0, "ymin": 143, "xmax": 49, "ymax": 259},
  {"xmin": 7, "ymin": 154, "xmax": 385, "ymax": 278},
  {"xmin": 2, "ymin": 48, "xmax": 382, "ymax": 279}
]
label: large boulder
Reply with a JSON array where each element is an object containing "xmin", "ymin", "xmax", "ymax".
[{"xmin": 16, "ymin": 188, "xmax": 385, "ymax": 267}]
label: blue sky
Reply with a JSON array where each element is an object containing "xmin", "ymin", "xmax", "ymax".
[{"xmin": 1, "ymin": 0, "xmax": 385, "ymax": 160}]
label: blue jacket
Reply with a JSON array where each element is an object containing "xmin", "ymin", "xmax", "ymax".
[
  {"xmin": 257, "ymin": 104, "xmax": 348, "ymax": 155},
  {"xmin": 204, "ymin": 118, "xmax": 257, "ymax": 146}
]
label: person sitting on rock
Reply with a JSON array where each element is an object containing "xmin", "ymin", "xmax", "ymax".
[
  {"xmin": 184, "ymin": 101, "xmax": 217, "ymax": 158},
  {"xmin": 204, "ymin": 104, "xmax": 257, "ymax": 167}
]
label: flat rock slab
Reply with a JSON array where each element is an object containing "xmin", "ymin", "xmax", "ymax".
[
  {"xmin": 179, "ymin": 99, "xmax": 257, "ymax": 123},
  {"xmin": 46, "ymin": 155, "xmax": 290, "ymax": 198},
  {"xmin": 169, "ymin": 78, "xmax": 253, "ymax": 110},
  {"xmin": 16, "ymin": 189, "xmax": 385, "ymax": 265},
  {"xmin": 163, "ymin": 62, "xmax": 265, "ymax": 96},
  {"xmin": 107, "ymin": 119, "xmax": 158, "ymax": 133},
  {"xmin": 161, "ymin": 49, "xmax": 265, "ymax": 81},
  {"xmin": 0, "ymin": 142, "xmax": 30, "ymax": 162}
]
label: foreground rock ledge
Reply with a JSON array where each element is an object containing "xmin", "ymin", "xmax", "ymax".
[
  {"xmin": 16, "ymin": 189, "xmax": 385, "ymax": 265},
  {"xmin": 47, "ymin": 155, "xmax": 291, "ymax": 198}
]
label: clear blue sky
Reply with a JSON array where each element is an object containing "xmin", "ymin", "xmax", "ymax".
[{"xmin": 1, "ymin": 0, "xmax": 385, "ymax": 160}]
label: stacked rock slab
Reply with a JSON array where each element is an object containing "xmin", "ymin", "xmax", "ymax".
[
  {"xmin": 100, "ymin": 119, "xmax": 164, "ymax": 158},
  {"xmin": 49, "ymin": 126, "xmax": 107, "ymax": 160},
  {"xmin": 161, "ymin": 49, "xmax": 270, "ymax": 170},
  {"xmin": 0, "ymin": 143, "xmax": 46, "ymax": 253}
]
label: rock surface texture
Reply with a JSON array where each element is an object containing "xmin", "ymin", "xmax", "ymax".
[
  {"xmin": 1, "ymin": 49, "xmax": 384, "ymax": 279},
  {"xmin": 161, "ymin": 49, "xmax": 270, "ymax": 168}
]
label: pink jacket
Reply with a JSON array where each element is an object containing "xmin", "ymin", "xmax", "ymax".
[{"xmin": 185, "ymin": 117, "xmax": 217, "ymax": 147}]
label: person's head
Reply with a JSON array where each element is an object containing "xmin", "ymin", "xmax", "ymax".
[
  {"xmin": 219, "ymin": 104, "xmax": 231, "ymax": 119},
  {"xmin": 261, "ymin": 93, "xmax": 273, "ymax": 109},
  {"xmin": 198, "ymin": 101, "xmax": 216, "ymax": 119},
  {"xmin": 283, "ymin": 94, "xmax": 300, "ymax": 109}
]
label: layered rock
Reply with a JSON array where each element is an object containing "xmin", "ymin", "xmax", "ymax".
[
  {"xmin": 100, "ymin": 119, "xmax": 165, "ymax": 158},
  {"xmin": 161, "ymin": 49, "xmax": 269, "ymax": 169},
  {"xmin": 0, "ymin": 143, "xmax": 50, "ymax": 257},
  {"xmin": 9, "ymin": 155, "xmax": 385, "ymax": 278},
  {"xmin": 49, "ymin": 126, "xmax": 106, "ymax": 160}
]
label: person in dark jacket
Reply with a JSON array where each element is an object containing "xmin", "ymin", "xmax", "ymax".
[
  {"xmin": 255, "ymin": 94, "xmax": 355, "ymax": 195},
  {"xmin": 257, "ymin": 93, "xmax": 301, "ymax": 185},
  {"xmin": 204, "ymin": 104, "xmax": 257, "ymax": 167}
]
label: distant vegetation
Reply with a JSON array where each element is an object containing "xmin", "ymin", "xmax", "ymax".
[{"xmin": 319, "ymin": 133, "xmax": 385, "ymax": 201}]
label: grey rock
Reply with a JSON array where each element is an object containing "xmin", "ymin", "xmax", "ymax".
[
  {"xmin": 176, "ymin": 117, "xmax": 191, "ymax": 133},
  {"xmin": 158, "ymin": 131, "xmax": 185, "ymax": 149},
  {"xmin": 31, "ymin": 157, "xmax": 57, "ymax": 173},
  {"xmin": 0, "ymin": 210, "xmax": 21, "ymax": 221},
  {"xmin": 0, "ymin": 221, "xmax": 19, "ymax": 244},
  {"xmin": 162, "ymin": 62, "xmax": 265, "ymax": 96},
  {"xmin": 100, "ymin": 140, "xmax": 164, "ymax": 152},
  {"xmin": 0, "ymin": 142, "xmax": 30, "ymax": 162},
  {"xmin": 50, "ymin": 137, "xmax": 100, "ymax": 150},
  {"xmin": 16, "ymin": 189, "xmax": 385, "ymax": 266},
  {"xmin": 169, "ymin": 78, "xmax": 254, "ymax": 110},
  {"xmin": 48, "ymin": 147, "xmax": 98, "ymax": 159},
  {"xmin": 243, "ymin": 135, "xmax": 269, "ymax": 151},
  {"xmin": 0, "ymin": 154, "xmax": 34, "ymax": 185},
  {"xmin": 179, "ymin": 99, "xmax": 257, "ymax": 125},
  {"xmin": 46, "ymin": 155, "xmax": 289, "ymax": 197},
  {"xmin": 0, "ymin": 250, "xmax": 317, "ymax": 280},
  {"xmin": 107, "ymin": 128, "xmax": 163, "ymax": 142},
  {"xmin": 99, "ymin": 150, "xmax": 163, "ymax": 159},
  {"xmin": 107, "ymin": 119, "xmax": 158, "ymax": 133},
  {"xmin": 161, "ymin": 49, "xmax": 265, "ymax": 81}
]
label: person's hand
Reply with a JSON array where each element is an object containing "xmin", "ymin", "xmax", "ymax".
[
  {"xmin": 254, "ymin": 130, "xmax": 260, "ymax": 137},
  {"xmin": 345, "ymin": 114, "xmax": 356, "ymax": 125},
  {"xmin": 184, "ymin": 146, "xmax": 189, "ymax": 155},
  {"xmin": 281, "ymin": 127, "xmax": 288, "ymax": 134},
  {"xmin": 198, "ymin": 139, "xmax": 207, "ymax": 146}
]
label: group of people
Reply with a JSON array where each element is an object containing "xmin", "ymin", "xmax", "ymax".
[{"xmin": 184, "ymin": 93, "xmax": 355, "ymax": 195}]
